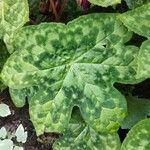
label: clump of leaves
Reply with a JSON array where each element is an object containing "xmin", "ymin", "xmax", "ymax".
[{"xmin": 0, "ymin": 0, "xmax": 150, "ymax": 149}]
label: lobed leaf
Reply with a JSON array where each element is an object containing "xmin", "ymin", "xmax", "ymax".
[
  {"xmin": 0, "ymin": 0, "xmax": 29, "ymax": 53},
  {"xmin": 119, "ymin": 3, "xmax": 150, "ymax": 39},
  {"xmin": 53, "ymin": 124, "xmax": 121, "ymax": 150},
  {"xmin": 1, "ymin": 13, "xmax": 141, "ymax": 135},
  {"xmin": 89, "ymin": 0, "xmax": 121, "ymax": 7},
  {"xmin": 121, "ymin": 119, "xmax": 150, "ymax": 150}
]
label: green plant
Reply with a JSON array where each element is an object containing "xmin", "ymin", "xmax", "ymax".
[{"xmin": 0, "ymin": 0, "xmax": 150, "ymax": 149}]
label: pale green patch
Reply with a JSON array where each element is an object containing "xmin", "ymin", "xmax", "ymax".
[
  {"xmin": 89, "ymin": 0, "xmax": 121, "ymax": 7},
  {"xmin": 1, "ymin": 13, "xmax": 145, "ymax": 136},
  {"xmin": 121, "ymin": 119, "xmax": 150, "ymax": 150}
]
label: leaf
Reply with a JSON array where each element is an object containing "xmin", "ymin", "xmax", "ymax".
[
  {"xmin": 124, "ymin": 0, "xmax": 150, "ymax": 9},
  {"xmin": 121, "ymin": 119, "xmax": 150, "ymax": 150},
  {"xmin": 134, "ymin": 40, "xmax": 150, "ymax": 80},
  {"xmin": 1, "ymin": 13, "xmax": 141, "ymax": 135},
  {"xmin": 119, "ymin": 3, "xmax": 150, "ymax": 39},
  {"xmin": 13, "ymin": 146, "xmax": 23, "ymax": 150},
  {"xmin": 122, "ymin": 96, "xmax": 150, "ymax": 129},
  {"xmin": 0, "ymin": 40, "xmax": 9, "ymax": 90},
  {"xmin": 89, "ymin": 0, "xmax": 121, "ymax": 7},
  {"xmin": 53, "ymin": 124, "xmax": 121, "ymax": 150},
  {"xmin": 15, "ymin": 124, "xmax": 27, "ymax": 143},
  {"xmin": 0, "ymin": 103, "xmax": 11, "ymax": 117},
  {"xmin": 53, "ymin": 108, "xmax": 121, "ymax": 150},
  {"xmin": 0, "ymin": 139, "xmax": 13, "ymax": 150},
  {"xmin": 0, "ymin": 0, "xmax": 29, "ymax": 39},
  {"xmin": 0, "ymin": 127, "xmax": 7, "ymax": 139}
]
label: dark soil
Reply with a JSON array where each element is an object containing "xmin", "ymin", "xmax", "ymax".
[{"xmin": 0, "ymin": 90, "xmax": 59, "ymax": 150}]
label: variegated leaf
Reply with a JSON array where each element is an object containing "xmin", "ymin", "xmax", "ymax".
[
  {"xmin": 1, "ymin": 13, "xmax": 141, "ymax": 135},
  {"xmin": 124, "ymin": 0, "xmax": 150, "ymax": 9},
  {"xmin": 53, "ymin": 124, "xmax": 121, "ymax": 150},
  {"xmin": 89, "ymin": 0, "xmax": 121, "ymax": 7},
  {"xmin": 0, "ymin": 40, "xmax": 9, "ymax": 90},
  {"xmin": 0, "ymin": 0, "xmax": 29, "ymax": 53},
  {"xmin": 119, "ymin": 3, "xmax": 150, "ymax": 39},
  {"xmin": 121, "ymin": 119, "xmax": 150, "ymax": 150},
  {"xmin": 53, "ymin": 108, "xmax": 121, "ymax": 150}
]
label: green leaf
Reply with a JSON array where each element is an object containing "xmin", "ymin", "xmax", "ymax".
[
  {"xmin": 0, "ymin": 0, "xmax": 29, "ymax": 53},
  {"xmin": 121, "ymin": 119, "xmax": 150, "ymax": 150},
  {"xmin": 133, "ymin": 40, "xmax": 150, "ymax": 80},
  {"xmin": 124, "ymin": 0, "xmax": 150, "ymax": 9},
  {"xmin": 0, "ymin": 40, "xmax": 9, "ymax": 90},
  {"xmin": 0, "ymin": 0, "xmax": 29, "ymax": 38},
  {"xmin": 0, "ymin": 127, "xmax": 7, "ymax": 139},
  {"xmin": 122, "ymin": 96, "xmax": 150, "ymax": 129},
  {"xmin": 53, "ymin": 124, "xmax": 121, "ymax": 150},
  {"xmin": 1, "ymin": 13, "xmax": 141, "ymax": 135},
  {"xmin": 53, "ymin": 109, "xmax": 121, "ymax": 150},
  {"xmin": 89, "ymin": 0, "xmax": 121, "ymax": 7},
  {"xmin": 119, "ymin": 3, "xmax": 150, "ymax": 39}
]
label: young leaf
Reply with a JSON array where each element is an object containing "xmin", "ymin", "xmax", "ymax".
[
  {"xmin": 119, "ymin": 3, "xmax": 150, "ymax": 39},
  {"xmin": 121, "ymin": 119, "xmax": 150, "ymax": 150},
  {"xmin": 0, "ymin": 139, "xmax": 13, "ymax": 150},
  {"xmin": 0, "ymin": 103, "xmax": 11, "ymax": 117},
  {"xmin": 0, "ymin": 127, "xmax": 7, "ymax": 139},
  {"xmin": 15, "ymin": 124, "xmax": 27, "ymax": 143},
  {"xmin": 13, "ymin": 146, "xmax": 23, "ymax": 150},
  {"xmin": 122, "ymin": 96, "xmax": 150, "ymax": 129},
  {"xmin": 89, "ymin": 0, "xmax": 121, "ymax": 7},
  {"xmin": 0, "ymin": 40, "xmax": 9, "ymax": 90},
  {"xmin": 1, "ymin": 13, "xmax": 141, "ymax": 135}
]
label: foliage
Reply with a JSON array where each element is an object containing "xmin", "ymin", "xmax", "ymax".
[
  {"xmin": 122, "ymin": 96, "xmax": 150, "ymax": 129},
  {"xmin": 0, "ymin": 124, "xmax": 27, "ymax": 150},
  {"xmin": 0, "ymin": 0, "xmax": 150, "ymax": 149},
  {"xmin": 121, "ymin": 119, "xmax": 150, "ymax": 150},
  {"xmin": 124, "ymin": 0, "xmax": 150, "ymax": 9},
  {"xmin": 89, "ymin": 0, "xmax": 121, "ymax": 7}
]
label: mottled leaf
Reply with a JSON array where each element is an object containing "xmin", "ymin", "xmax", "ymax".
[
  {"xmin": 53, "ymin": 108, "xmax": 121, "ymax": 150},
  {"xmin": 121, "ymin": 119, "xmax": 150, "ymax": 150},
  {"xmin": 1, "ymin": 13, "xmax": 141, "ymax": 135},
  {"xmin": 0, "ymin": 40, "xmax": 9, "ymax": 90},
  {"xmin": 0, "ymin": 0, "xmax": 29, "ymax": 53},
  {"xmin": 122, "ymin": 96, "xmax": 150, "ymax": 129},
  {"xmin": 89, "ymin": 0, "xmax": 121, "ymax": 7},
  {"xmin": 53, "ymin": 124, "xmax": 121, "ymax": 150},
  {"xmin": 124, "ymin": 0, "xmax": 150, "ymax": 9},
  {"xmin": 119, "ymin": 3, "xmax": 150, "ymax": 39}
]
